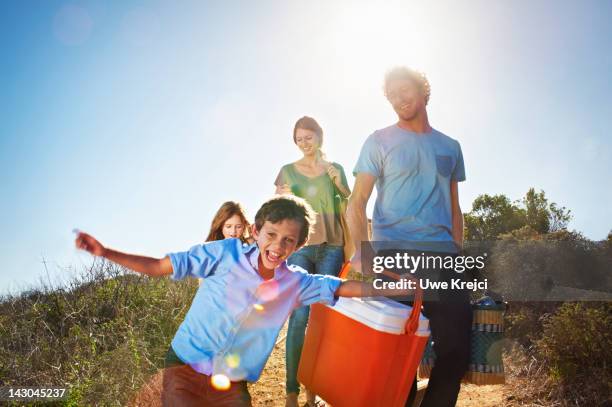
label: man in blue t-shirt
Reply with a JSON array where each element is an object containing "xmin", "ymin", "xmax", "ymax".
[{"xmin": 347, "ymin": 66, "xmax": 471, "ymax": 407}]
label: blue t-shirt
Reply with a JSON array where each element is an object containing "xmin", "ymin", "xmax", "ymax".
[
  {"xmin": 353, "ymin": 125, "xmax": 465, "ymax": 251},
  {"xmin": 167, "ymin": 238, "xmax": 342, "ymax": 382}
]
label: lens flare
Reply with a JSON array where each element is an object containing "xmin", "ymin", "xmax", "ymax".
[
  {"xmin": 225, "ymin": 353, "xmax": 241, "ymax": 369},
  {"xmin": 211, "ymin": 374, "xmax": 231, "ymax": 391},
  {"xmin": 253, "ymin": 303, "xmax": 264, "ymax": 311},
  {"xmin": 256, "ymin": 280, "xmax": 279, "ymax": 302}
]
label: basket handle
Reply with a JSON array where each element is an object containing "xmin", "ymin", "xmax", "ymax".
[{"xmin": 338, "ymin": 261, "xmax": 423, "ymax": 335}]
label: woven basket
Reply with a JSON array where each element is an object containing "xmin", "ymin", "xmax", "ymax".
[{"xmin": 418, "ymin": 297, "xmax": 505, "ymax": 385}]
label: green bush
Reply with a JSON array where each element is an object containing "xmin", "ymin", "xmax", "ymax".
[
  {"xmin": 535, "ymin": 302, "xmax": 612, "ymax": 405},
  {"xmin": 504, "ymin": 302, "xmax": 561, "ymax": 347},
  {"xmin": 0, "ymin": 261, "xmax": 197, "ymax": 406}
]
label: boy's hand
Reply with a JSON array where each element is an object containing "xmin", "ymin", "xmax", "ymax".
[
  {"xmin": 336, "ymin": 274, "xmax": 416, "ymax": 298},
  {"xmin": 350, "ymin": 251, "xmax": 363, "ymax": 274},
  {"xmin": 75, "ymin": 232, "xmax": 106, "ymax": 257}
]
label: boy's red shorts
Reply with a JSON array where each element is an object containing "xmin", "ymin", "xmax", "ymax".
[{"xmin": 162, "ymin": 364, "xmax": 251, "ymax": 407}]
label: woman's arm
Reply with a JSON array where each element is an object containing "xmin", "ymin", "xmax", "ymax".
[
  {"xmin": 335, "ymin": 182, "xmax": 351, "ymax": 199},
  {"xmin": 274, "ymin": 166, "xmax": 292, "ymax": 195},
  {"xmin": 275, "ymin": 184, "xmax": 292, "ymax": 195},
  {"xmin": 327, "ymin": 164, "xmax": 351, "ymax": 198}
]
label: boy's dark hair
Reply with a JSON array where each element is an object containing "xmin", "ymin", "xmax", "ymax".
[
  {"xmin": 383, "ymin": 66, "xmax": 431, "ymax": 105},
  {"xmin": 254, "ymin": 195, "xmax": 316, "ymax": 246}
]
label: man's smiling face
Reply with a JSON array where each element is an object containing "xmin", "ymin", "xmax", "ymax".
[
  {"xmin": 251, "ymin": 219, "xmax": 302, "ymax": 272},
  {"xmin": 385, "ymin": 78, "xmax": 426, "ymax": 122}
]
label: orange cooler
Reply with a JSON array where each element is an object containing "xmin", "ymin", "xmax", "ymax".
[{"xmin": 298, "ymin": 294, "xmax": 430, "ymax": 407}]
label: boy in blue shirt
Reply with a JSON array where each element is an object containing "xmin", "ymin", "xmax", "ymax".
[{"xmin": 75, "ymin": 195, "xmax": 410, "ymax": 406}]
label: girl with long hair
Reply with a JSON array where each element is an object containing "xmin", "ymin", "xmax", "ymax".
[{"xmin": 205, "ymin": 201, "xmax": 252, "ymax": 243}]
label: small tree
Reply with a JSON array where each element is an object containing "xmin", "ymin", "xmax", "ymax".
[
  {"xmin": 464, "ymin": 194, "xmax": 525, "ymax": 240},
  {"xmin": 523, "ymin": 188, "xmax": 571, "ymax": 233},
  {"xmin": 465, "ymin": 188, "xmax": 572, "ymax": 240}
]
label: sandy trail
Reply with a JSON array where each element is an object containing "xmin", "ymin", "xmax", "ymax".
[{"xmin": 131, "ymin": 324, "xmax": 505, "ymax": 406}]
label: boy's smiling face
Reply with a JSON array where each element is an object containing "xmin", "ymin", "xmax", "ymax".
[{"xmin": 251, "ymin": 219, "xmax": 303, "ymax": 272}]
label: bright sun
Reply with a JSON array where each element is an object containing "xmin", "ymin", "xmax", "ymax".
[{"xmin": 331, "ymin": 3, "xmax": 433, "ymax": 83}]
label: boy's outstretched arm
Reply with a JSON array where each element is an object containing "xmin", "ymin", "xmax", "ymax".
[{"xmin": 75, "ymin": 232, "xmax": 173, "ymax": 277}]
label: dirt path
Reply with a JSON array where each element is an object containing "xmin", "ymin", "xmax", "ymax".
[
  {"xmin": 132, "ymin": 323, "xmax": 506, "ymax": 406},
  {"xmin": 250, "ymin": 324, "xmax": 505, "ymax": 406},
  {"xmin": 456, "ymin": 383, "xmax": 504, "ymax": 407}
]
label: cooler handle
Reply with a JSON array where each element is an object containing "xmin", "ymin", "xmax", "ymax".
[
  {"xmin": 338, "ymin": 261, "xmax": 352, "ymax": 279},
  {"xmin": 405, "ymin": 283, "xmax": 423, "ymax": 335},
  {"xmin": 337, "ymin": 262, "xmax": 423, "ymax": 335}
]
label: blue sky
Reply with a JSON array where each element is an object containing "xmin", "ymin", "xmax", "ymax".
[{"xmin": 1, "ymin": 0, "xmax": 611, "ymax": 294}]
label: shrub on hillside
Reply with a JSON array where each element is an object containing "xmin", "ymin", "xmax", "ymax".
[
  {"xmin": 535, "ymin": 302, "xmax": 611, "ymax": 405},
  {"xmin": 0, "ymin": 261, "xmax": 197, "ymax": 406},
  {"xmin": 504, "ymin": 302, "xmax": 562, "ymax": 347}
]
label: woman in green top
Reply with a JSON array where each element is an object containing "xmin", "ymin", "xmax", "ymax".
[{"xmin": 275, "ymin": 116, "xmax": 351, "ymax": 407}]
